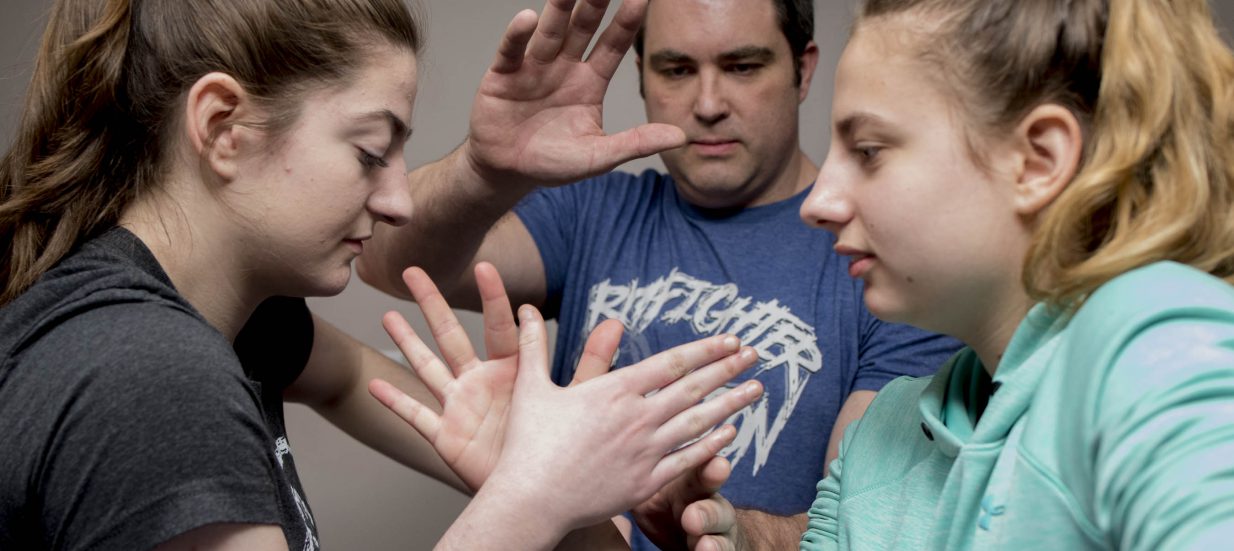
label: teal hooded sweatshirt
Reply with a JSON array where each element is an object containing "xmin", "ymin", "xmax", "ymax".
[{"xmin": 801, "ymin": 262, "xmax": 1234, "ymax": 550}]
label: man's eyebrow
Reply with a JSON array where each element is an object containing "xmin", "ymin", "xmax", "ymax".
[
  {"xmin": 648, "ymin": 49, "xmax": 695, "ymax": 66},
  {"xmin": 835, "ymin": 112, "xmax": 892, "ymax": 142},
  {"xmin": 355, "ymin": 109, "xmax": 412, "ymax": 142},
  {"xmin": 718, "ymin": 46, "xmax": 775, "ymax": 63}
]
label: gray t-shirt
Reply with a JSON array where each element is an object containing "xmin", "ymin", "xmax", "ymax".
[{"xmin": 0, "ymin": 228, "xmax": 319, "ymax": 550}]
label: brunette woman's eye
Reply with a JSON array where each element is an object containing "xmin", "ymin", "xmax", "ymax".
[{"xmin": 358, "ymin": 149, "xmax": 389, "ymax": 169}]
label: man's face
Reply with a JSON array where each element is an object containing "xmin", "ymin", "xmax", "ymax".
[{"xmin": 640, "ymin": 0, "xmax": 812, "ymax": 209}]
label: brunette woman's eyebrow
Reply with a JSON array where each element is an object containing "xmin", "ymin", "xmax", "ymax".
[{"xmin": 354, "ymin": 109, "xmax": 412, "ymax": 142}]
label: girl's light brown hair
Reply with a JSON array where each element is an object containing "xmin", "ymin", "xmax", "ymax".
[
  {"xmin": 858, "ymin": 0, "xmax": 1234, "ymax": 308},
  {"xmin": 0, "ymin": 0, "xmax": 422, "ymax": 305}
]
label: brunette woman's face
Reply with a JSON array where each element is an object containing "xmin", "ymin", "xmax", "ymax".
[
  {"xmin": 229, "ymin": 44, "xmax": 417, "ymax": 297},
  {"xmin": 799, "ymin": 15, "xmax": 1028, "ymax": 336}
]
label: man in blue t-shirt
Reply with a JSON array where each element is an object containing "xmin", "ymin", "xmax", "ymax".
[{"xmin": 360, "ymin": 0, "xmax": 960, "ymax": 548}]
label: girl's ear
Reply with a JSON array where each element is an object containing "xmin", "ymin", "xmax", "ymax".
[
  {"xmin": 1009, "ymin": 103, "xmax": 1084, "ymax": 217},
  {"xmin": 183, "ymin": 72, "xmax": 254, "ymax": 182}
]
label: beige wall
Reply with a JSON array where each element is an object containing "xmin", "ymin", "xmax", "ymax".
[{"xmin": 3, "ymin": 1, "xmax": 1233, "ymax": 549}]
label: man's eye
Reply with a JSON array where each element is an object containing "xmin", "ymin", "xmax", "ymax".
[
  {"xmin": 729, "ymin": 63, "xmax": 761, "ymax": 74},
  {"xmin": 661, "ymin": 66, "xmax": 693, "ymax": 78}
]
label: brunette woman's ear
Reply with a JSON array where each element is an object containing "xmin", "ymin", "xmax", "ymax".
[
  {"xmin": 183, "ymin": 72, "xmax": 253, "ymax": 182},
  {"xmin": 1010, "ymin": 103, "xmax": 1084, "ymax": 217}
]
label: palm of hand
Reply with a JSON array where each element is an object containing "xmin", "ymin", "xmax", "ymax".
[
  {"xmin": 431, "ymin": 354, "xmax": 518, "ymax": 492},
  {"xmin": 469, "ymin": 62, "xmax": 612, "ymax": 185}
]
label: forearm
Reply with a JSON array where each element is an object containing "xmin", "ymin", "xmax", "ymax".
[
  {"xmin": 310, "ymin": 345, "xmax": 469, "ymax": 493},
  {"xmin": 437, "ymin": 477, "xmax": 571, "ymax": 551},
  {"xmin": 287, "ymin": 316, "xmax": 468, "ymax": 493},
  {"xmin": 359, "ymin": 142, "xmax": 534, "ymax": 301},
  {"xmin": 735, "ymin": 509, "xmax": 809, "ymax": 550}
]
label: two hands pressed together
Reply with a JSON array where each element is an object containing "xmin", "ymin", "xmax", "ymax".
[{"xmin": 369, "ymin": 265, "xmax": 758, "ymax": 550}]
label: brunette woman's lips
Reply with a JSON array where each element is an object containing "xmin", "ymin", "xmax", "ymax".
[{"xmin": 344, "ymin": 238, "xmax": 366, "ymax": 254}]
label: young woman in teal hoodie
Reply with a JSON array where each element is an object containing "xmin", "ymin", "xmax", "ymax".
[
  {"xmin": 650, "ymin": 0, "xmax": 1234, "ymax": 549},
  {"xmin": 793, "ymin": 0, "xmax": 1234, "ymax": 548}
]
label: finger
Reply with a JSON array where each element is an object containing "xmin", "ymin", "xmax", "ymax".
[
  {"xmin": 402, "ymin": 267, "xmax": 478, "ymax": 372},
  {"xmin": 653, "ymin": 346, "xmax": 757, "ymax": 417},
  {"xmin": 656, "ymin": 379, "xmax": 763, "ymax": 448},
  {"xmin": 516, "ymin": 304, "xmax": 552, "ymax": 387},
  {"xmin": 614, "ymin": 334, "xmax": 741, "ymax": 395},
  {"xmin": 475, "ymin": 262, "xmax": 518, "ymax": 359},
  {"xmin": 382, "ymin": 311, "xmax": 456, "ymax": 401},
  {"xmin": 649, "ymin": 424, "xmax": 737, "ymax": 493},
  {"xmin": 491, "ymin": 9, "xmax": 538, "ymax": 74},
  {"xmin": 527, "ymin": 0, "xmax": 578, "ymax": 63},
  {"xmin": 570, "ymin": 318, "xmax": 624, "ymax": 386},
  {"xmin": 559, "ymin": 0, "xmax": 609, "ymax": 61},
  {"xmin": 697, "ymin": 456, "xmax": 732, "ymax": 493},
  {"xmin": 682, "ymin": 489, "xmax": 736, "ymax": 537},
  {"xmin": 368, "ymin": 378, "xmax": 442, "ymax": 443},
  {"xmin": 694, "ymin": 536, "xmax": 737, "ymax": 551},
  {"xmin": 585, "ymin": 0, "xmax": 646, "ymax": 79},
  {"xmin": 590, "ymin": 123, "xmax": 688, "ymax": 173}
]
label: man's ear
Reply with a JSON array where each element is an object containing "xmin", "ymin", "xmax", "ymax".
[
  {"xmin": 183, "ymin": 72, "xmax": 252, "ymax": 182},
  {"xmin": 797, "ymin": 40, "xmax": 820, "ymax": 103},
  {"xmin": 1009, "ymin": 104, "xmax": 1083, "ymax": 217},
  {"xmin": 636, "ymin": 55, "xmax": 646, "ymax": 99}
]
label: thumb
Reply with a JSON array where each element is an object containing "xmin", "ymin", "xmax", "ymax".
[
  {"xmin": 594, "ymin": 123, "xmax": 687, "ymax": 170},
  {"xmin": 516, "ymin": 304, "xmax": 551, "ymax": 388}
]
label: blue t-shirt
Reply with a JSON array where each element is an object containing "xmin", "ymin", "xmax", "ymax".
[{"xmin": 515, "ymin": 170, "xmax": 960, "ymax": 549}]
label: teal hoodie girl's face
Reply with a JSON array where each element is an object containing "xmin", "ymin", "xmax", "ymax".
[{"xmin": 800, "ymin": 13, "xmax": 1052, "ymax": 356}]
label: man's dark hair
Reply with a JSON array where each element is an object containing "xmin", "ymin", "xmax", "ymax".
[{"xmin": 634, "ymin": 0, "xmax": 815, "ymax": 85}]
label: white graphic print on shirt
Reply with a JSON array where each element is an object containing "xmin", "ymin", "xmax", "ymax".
[
  {"xmin": 274, "ymin": 436, "xmax": 320, "ymax": 551},
  {"xmin": 584, "ymin": 269, "xmax": 822, "ymax": 474}
]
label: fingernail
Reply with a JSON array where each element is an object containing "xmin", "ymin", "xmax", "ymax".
[
  {"xmin": 722, "ymin": 335, "xmax": 739, "ymax": 350},
  {"xmin": 744, "ymin": 380, "xmax": 762, "ymax": 397},
  {"xmin": 518, "ymin": 305, "xmax": 534, "ymax": 321},
  {"xmin": 739, "ymin": 347, "xmax": 755, "ymax": 361}
]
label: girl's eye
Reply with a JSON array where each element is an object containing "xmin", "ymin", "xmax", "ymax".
[
  {"xmin": 854, "ymin": 146, "xmax": 882, "ymax": 164},
  {"xmin": 359, "ymin": 149, "xmax": 389, "ymax": 169}
]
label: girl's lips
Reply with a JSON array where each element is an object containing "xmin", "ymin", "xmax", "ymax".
[
  {"xmin": 848, "ymin": 255, "xmax": 875, "ymax": 279},
  {"xmin": 344, "ymin": 239, "xmax": 364, "ymax": 254}
]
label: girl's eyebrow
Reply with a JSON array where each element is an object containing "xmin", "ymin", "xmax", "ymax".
[{"xmin": 836, "ymin": 111, "xmax": 892, "ymax": 142}]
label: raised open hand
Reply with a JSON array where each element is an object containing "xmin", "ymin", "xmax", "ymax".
[
  {"xmin": 369, "ymin": 264, "xmax": 646, "ymax": 492},
  {"xmin": 368, "ymin": 263, "xmax": 518, "ymax": 491},
  {"xmin": 464, "ymin": 0, "xmax": 687, "ymax": 187}
]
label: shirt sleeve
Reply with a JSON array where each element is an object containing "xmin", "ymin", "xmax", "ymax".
[
  {"xmin": 854, "ymin": 305, "xmax": 963, "ymax": 393},
  {"xmin": 513, "ymin": 185, "xmax": 582, "ymax": 318},
  {"xmin": 800, "ymin": 419, "xmax": 858, "ymax": 550},
  {"xmin": 27, "ymin": 303, "xmax": 283, "ymax": 551},
  {"xmin": 1092, "ymin": 317, "xmax": 1234, "ymax": 550}
]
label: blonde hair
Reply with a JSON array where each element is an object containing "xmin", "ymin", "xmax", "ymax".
[{"xmin": 859, "ymin": 0, "xmax": 1234, "ymax": 308}]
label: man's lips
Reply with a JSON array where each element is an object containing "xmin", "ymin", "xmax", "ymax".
[{"xmin": 689, "ymin": 138, "xmax": 740, "ymax": 156}]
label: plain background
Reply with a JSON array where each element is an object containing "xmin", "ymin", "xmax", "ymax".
[{"xmin": 2, "ymin": 1, "xmax": 1232, "ymax": 548}]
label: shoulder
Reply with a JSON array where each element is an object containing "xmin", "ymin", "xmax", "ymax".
[
  {"xmin": 1061, "ymin": 262, "xmax": 1234, "ymax": 414},
  {"xmin": 1072, "ymin": 261, "xmax": 1234, "ymax": 339},
  {"xmin": 22, "ymin": 300, "xmax": 247, "ymax": 401}
]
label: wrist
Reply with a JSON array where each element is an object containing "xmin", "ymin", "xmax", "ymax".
[{"xmin": 455, "ymin": 139, "xmax": 539, "ymax": 204}]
